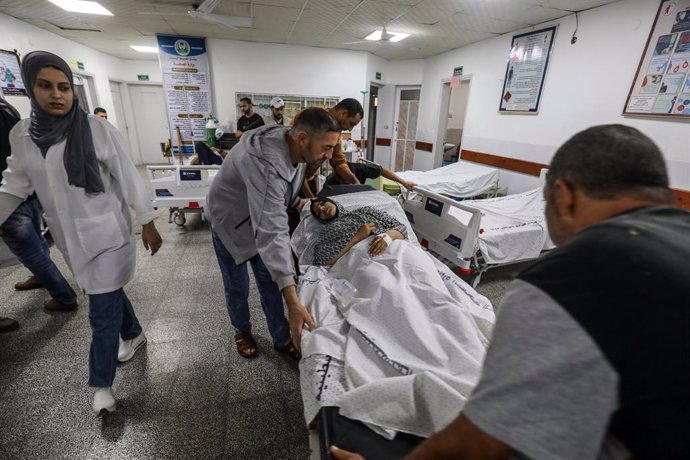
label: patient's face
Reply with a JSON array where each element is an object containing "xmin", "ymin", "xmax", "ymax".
[{"xmin": 312, "ymin": 200, "xmax": 337, "ymax": 221}]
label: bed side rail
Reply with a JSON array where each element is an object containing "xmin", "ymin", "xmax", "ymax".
[{"xmin": 403, "ymin": 186, "xmax": 482, "ymax": 271}]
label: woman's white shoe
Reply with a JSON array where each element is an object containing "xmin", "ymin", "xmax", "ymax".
[
  {"xmin": 117, "ymin": 332, "xmax": 147, "ymax": 363},
  {"xmin": 93, "ymin": 387, "xmax": 116, "ymax": 414}
]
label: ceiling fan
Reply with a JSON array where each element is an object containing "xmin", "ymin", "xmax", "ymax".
[{"xmin": 138, "ymin": 0, "xmax": 251, "ymax": 30}]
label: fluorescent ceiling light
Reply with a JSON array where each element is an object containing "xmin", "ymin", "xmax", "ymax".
[
  {"xmin": 389, "ymin": 33, "xmax": 410, "ymax": 42},
  {"xmin": 48, "ymin": 0, "xmax": 113, "ymax": 16},
  {"xmin": 364, "ymin": 30, "xmax": 410, "ymax": 42},
  {"xmin": 130, "ymin": 45, "xmax": 159, "ymax": 53},
  {"xmin": 365, "ymin": 30, "xmax": 383, "ymax": 41}
]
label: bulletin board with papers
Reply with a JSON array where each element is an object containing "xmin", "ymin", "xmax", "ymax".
[{"xmin": 624, "ymin": 0, "xmax": 690, "ymax": 118}]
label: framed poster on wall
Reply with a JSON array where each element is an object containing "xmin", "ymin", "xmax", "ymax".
[
  {"xmin": 499, "ymin": 26, "xmax": 557, "ymax": 114},
  {"xmin": 0, "ymin": 49, "xmax": 27, "ymax": 96},
  {"xmin": 624, "ymin": 0, "xmax": 690, "ymax": 118}
]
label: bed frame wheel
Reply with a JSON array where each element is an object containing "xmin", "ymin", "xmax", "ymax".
[{"xmin": 173, "ymin": 213, "xmax": 186, "ymax": 226}]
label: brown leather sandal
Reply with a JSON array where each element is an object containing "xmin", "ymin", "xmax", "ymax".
[
  {"xmin": 274, "ymin": 340, "xmax": 301, "ymax": 361},
  {"xmin": 234, "ymin": 331, "xmax": 258, "ymax": 359}
]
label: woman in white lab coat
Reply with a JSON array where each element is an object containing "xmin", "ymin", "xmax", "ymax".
[{"xmin": 0, "ymin": 51, "xmax": 162, "ymax": 414}]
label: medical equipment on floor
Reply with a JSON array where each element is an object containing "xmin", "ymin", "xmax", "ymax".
[
  {"xmin": 146, "ymin": 164, "xmax": 220, "ymax": 226},
  {"xmin": 403, "ymin": 182, "xmax": 553, "ymax": 286},
  {"xmin": 291, "ymin": 189, "xmax": 495, "ymax": 459}
]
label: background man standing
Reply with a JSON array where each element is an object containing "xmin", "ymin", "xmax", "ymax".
[
  {"xmin": 235, "ymin": 97, "xmax": 264, "ymax": 137},
  {"xmin": 263, "ymin": 97, "xmax": 285, "ymax": 125}
]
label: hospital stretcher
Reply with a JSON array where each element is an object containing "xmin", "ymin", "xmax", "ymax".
[
  {"xmin": 291, "ymin": 189, "xmax": 495, "ymax": 459},
  {"xmin": 395, "ymin": 160, "xmax": 501, "ymax": 199},
  {"xmin": 403, "ymin": 182, "xmax": 554, "ymax": 286},
  {"xmin": 146, "ymin": 165, "xmax": 220, "ymax": 226}
]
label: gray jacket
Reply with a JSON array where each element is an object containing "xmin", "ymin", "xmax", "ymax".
[{"xmin": 206, "ymin": 124, "xmax": 304, "ymax": 290}]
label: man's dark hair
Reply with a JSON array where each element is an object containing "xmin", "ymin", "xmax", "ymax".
[
  {"xmin": 239, "ymin": 97, "xmax": 253, "ymax": 105},
  {"xmin": 93, "ymin": 107, "xmax": 106, "ymax": 115},
  {"xmin": 547, "ymin": 124, "xmax": 673, "ymax": 203},
  {"xmin": 292, "ymin": 107, "xmax": 341, "ymax": 137},
  {"xmin": 333, "ymin": 98, "xmax": 364, "ymax": 118}
]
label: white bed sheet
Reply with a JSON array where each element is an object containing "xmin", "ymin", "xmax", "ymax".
[
  {"xmin": 293, "ymin": 189, "xmax": 494, "ymax": 438},
  {"xmin": 448, "ymin": 187, "xmax": 554, "ymax": 265},
  {"xmin": 396, "ymin": 161, "xmax": 499, "ymax": 197},
  {"xmin": 297, "ymin": 241, "xmax": 494, "ymax": 439}
]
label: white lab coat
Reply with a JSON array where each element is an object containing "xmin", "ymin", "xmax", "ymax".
[{"xmin": 0, "ymin": 115, "xmax": 156, "ymax": 294}]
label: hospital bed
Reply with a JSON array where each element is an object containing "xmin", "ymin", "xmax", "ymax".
[
  {"xmin": 395, "ymin": 160, "xmax": 500, "ymax": 199},
  {"xmin": 403, "ymin": 181, "xmax": 554, "ymax": 286},
  {"xmin": 146, "ymin": 165, "xmax": 220, "ymax": 226},
  {"xmin": 291, "ymin": 189, "xmax": 495, "ymax": 459}
]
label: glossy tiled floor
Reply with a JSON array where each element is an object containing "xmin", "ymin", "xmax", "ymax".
[
  {"xmin": 0, "ymin": 211, "xmax": 311, "ymax": 459},
  {"xmin": 0, "ymin": 172, "xmax": 519, "ymax": 459}
]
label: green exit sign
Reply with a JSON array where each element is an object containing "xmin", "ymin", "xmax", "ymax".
[
  {"xmin": 137, "ymin": 74, "xmax": 150, "ymax": 81},
  {"xmin": 375, "ymin": 72, "xmax": 382, "ymax": 80}
]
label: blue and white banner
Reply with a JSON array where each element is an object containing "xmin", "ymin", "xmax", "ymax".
[{"xmin": 156, "ymin": 35, "xmax": 212, "ymax": 156}]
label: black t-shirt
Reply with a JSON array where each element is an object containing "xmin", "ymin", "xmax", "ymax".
[
  {"xmin": 237, "ymin": 113, "xmax": 265, "ymax": 133},
  {"xmin": 518, "ymin": 205, "xmax": 690, "ymax": 459}
]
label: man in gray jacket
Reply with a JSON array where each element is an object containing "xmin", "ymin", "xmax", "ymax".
[{"xmin": 206, "ymin": 107, "xmax": 341, "ymax": 359}]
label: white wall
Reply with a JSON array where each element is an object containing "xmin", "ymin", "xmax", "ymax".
[
  {"xmin": 208, "ymin": 39, "xmax": 377, "ymax": 140},
  {"xmin": 0, "ymin": 12, "xmax": 159, "ymax": 130},
  {"xmin": 416, "ymin": 0, "xmax": 690, "ymax": 192}
]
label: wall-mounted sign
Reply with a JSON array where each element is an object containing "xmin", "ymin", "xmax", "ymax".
[
  {"xmin": 137, "ymin": 74, "xmax": 150, "ymax": 81},
  {"xmin": 499, "ymin": 26, "xmax": 557, "ymax": 114},
  {"xmin": 157, "ymin": 35, "xmax": 213, "ymax": 158},
  {"xmin": 0, "ymin": 49, "xmax": 26, "ymax": 96},
  {"xmin": 375, "ymin": 72, "xmax": 382, "ymax": 80},
  {"xmin": 453, "ymin": 66, "xmax": 463, "ymax": 76},
  {"xmin": 624, "ymin": 0, "xmax": 690, "ymax": 118}
]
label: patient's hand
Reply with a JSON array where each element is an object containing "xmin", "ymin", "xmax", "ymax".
[
  {"xmin": 354, "ymin": 223, "xmax": 376, "ymax": 242},
  {"xmin": 369, "ymin": 234, "xmax": 390, "ymax": 256},
  {"xmin": 369, "ymin": 229, "xmax": 405, "ymax": 257}
]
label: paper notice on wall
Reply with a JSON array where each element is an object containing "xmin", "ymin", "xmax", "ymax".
[
  {"xmin": 157, "ymin": 35, "xmax": 213, "ymax": 157},
  {"xmin": 624, "ymin": 1, "xmax": 690, "ymax": 118},
  {"xmin": 499, "ymin": 26, "xmax": 556, "ymax": 113}
]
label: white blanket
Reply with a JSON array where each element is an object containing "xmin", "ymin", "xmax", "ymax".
[
  {"xmin": 449, "ymin": 187, "xmax": 554, "ymax": 264},
  {"xmin": 298, "ymin": 239, "xmax": 494, "ymax": 439},
  {"xmin": 396, "ymin": 161, "xmax": 499, "ymax": 198}
]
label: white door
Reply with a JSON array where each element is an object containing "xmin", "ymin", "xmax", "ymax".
[
  {"xmin": 109, "ymin": 81, "xmax": 138, "ymax": 163},
  {"xmin": 128, "ymin": 84, "xmax": 169, "ymax": 165},
  {"xmin": 391, "ymin": 86, "xmax": 420, "ymax": 172}
]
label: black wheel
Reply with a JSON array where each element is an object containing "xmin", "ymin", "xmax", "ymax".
[{"xmin": 173, "ymin": 213, "xmax": 186, "ymax": 226}]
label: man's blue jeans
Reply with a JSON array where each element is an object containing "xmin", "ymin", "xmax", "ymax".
[
  {"xmin": 211, "ymin": 230, "xmax": 290, "ymax": 347},
  {"xmin": 1, "ymin": 198, "xmax": 76, "ymax": 304},
  {"xmin": 88, "ymin": 288, "xmax": 142, "ymax": 387}
]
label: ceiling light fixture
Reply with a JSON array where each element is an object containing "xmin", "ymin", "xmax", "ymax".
[
  {"xmin": 130, "ymin": 45, "xmax": 159, "ymax": 53},
  {"xmin": 48, "ymin": 0, "xmax": 113, "ymax": 16},
  {"xmin": 365, "ymin": 29, "xmax": 410, "ymax": 42}
]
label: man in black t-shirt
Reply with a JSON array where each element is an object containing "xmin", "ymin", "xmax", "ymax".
[
  {"xmin": 332, "ymin": 125, "xmax": 689, "ymax": 460},
  {"xmin": 234, "ymin": 97, "xmax": 264, "ymax": 137}
]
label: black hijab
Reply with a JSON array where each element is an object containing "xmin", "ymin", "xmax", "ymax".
[{"xmin": 21, "ymin": 51, "xmax": 104, "ymax": 194}]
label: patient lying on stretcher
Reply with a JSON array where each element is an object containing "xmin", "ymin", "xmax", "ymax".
[{"xmin": 310, "ymin": 197, "xmax": 408, "ymax": 266}]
